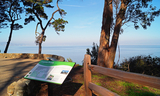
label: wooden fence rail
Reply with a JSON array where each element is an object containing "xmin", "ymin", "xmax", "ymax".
[{"xmin": 84, "ymin": 54, "xmax": 160, "ymax": 96}]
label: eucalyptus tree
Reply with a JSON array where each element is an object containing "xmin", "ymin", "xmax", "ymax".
[
  {"xmin": 2, "ymin": 0, "xmax": 23, "ymax": 53},
  {"xmin": 97, "ymin": 0, "xmax": 160, "ymax": 68},
  {"xmin": 24, "ymin": 0, "xmax": 68, "ymax": 54}
]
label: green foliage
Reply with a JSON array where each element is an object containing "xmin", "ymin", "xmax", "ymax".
[
  {"xmin": 123, "ymin": 0, "xmax": 160, "ymax": 30},
  {"xmin": 23, "ymin": 0, "xmax": 68, "ymax": 54},
  {"xmin": 0, "ymin": 0, "xmax": 23, "ymax": 29},
  {"xmin": 126, "ymin": 88, "xmax": 156, "ymax": 96},
  {"xmin": 92, "ymin": 74, "xmax": 107, "ymax": 79},
  {"xmin": 114, "ymin": 80, "xmax": 159, "ymax": 96},
  {"xmin": 92, "ymin": 74, "xmax": 99, "ymax": 78},
  {"xmin": 13, "ymin": 23, "xmax": 23, "ymax": 30},
  {"xmin": 115, "ymin": 80, "xmax": 136, "ymax": 88},
  {"xmin": 23, "ymin": 0, "xmax": 68, "ymax": 37},
  {"xmin": 143, "ymin": 86, "xmax": 149, "ymax": 90},
  {"xmin": 0, "ymin": 1, "xmax": 8, "ymax": 28},
  {"xmin": 67, "ymin": 58, "xmax": 73, "ymax": 62},
  {"xmin": 24, "ymin": 15, "xmax": 35, "ymax": 25},
  {"xmin": 78, "ymin": 72, "xmax": 160, "ymax": 96},
  {"xmin": 95, "ymin": 82, "xmax": 102, "ymax": 86},
  {"xmin": 52, "ymin": 18, "xmax": 68, "ymax": 32},
  {"xmin": 86, "ymin": 42, "xmax": 99, "ymax": 65},
  {"xmin": 23, "ymin": 0, "xmax": 54, "ymax": 24},
  {"xmin": 23, "ymin": 0, "xmax": 64, "ymax": 25},
  {"xmin": 120, "ymin": 55, "xmax": 160, "ymax": 77},
  {"xmin": 59, "ymin": 9, "xmax": 67, "ymax": 16}
]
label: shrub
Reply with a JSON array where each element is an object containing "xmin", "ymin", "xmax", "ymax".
[
  {"xmin": 120, "ymin": 55, "xmax": 160, "ymax": 77},
  {"xmin": 67, "ymin": 58, "xmax": 73, "ymax": 62},
  {"xmin": 86, "ymin": 42, "xmax": 99, "ymax": 65}
]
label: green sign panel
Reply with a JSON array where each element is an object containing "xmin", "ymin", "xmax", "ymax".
[{"xmin": 24, "ymin": 60, "xmax": 75, "ymax": 85}]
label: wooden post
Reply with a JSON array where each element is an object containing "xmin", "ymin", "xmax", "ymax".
[
  {"xmin": 84, "ymin": 54, "xmax": 92, "ymax": 96},
  {"xmin": 48, "ymin": 83, "xmax": 54, "ymax": 96}
]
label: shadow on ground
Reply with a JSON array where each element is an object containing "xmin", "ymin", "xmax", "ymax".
[{"xmin": 0, "ymin": 58, "xmax": 39, "ymax": 96}]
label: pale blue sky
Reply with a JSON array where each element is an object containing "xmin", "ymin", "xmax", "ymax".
[{"xmin": 0, "ymin": 0, "xmax": 160, "ymax": 47}]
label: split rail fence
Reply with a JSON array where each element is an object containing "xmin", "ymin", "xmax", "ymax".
[{"xmin": 84, "ymin": 54, "xmax": 160, "ymax": 96}]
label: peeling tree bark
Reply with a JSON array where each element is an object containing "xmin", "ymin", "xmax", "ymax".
[
  {"xmin": 97, "ymin": 0, "xmax": 113, "ymax": 67},
  {"xmin": 97, "ymin": 0, "xmax": 128, "ymax": 68}
]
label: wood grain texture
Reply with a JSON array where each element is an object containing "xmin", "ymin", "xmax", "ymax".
[
  {"xmin": 88, "ymin": 65, "xmax": 160, "ymax": 89},
  {"xmin": 89, "ymin": 82, "xmax": 119, "ymax": 96},
  {"xmin": 84, "ymin": 54, "xmax": 92, "ymax": 96}
]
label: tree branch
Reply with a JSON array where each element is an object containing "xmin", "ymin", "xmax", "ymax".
[
  {"xmin": 8, "ymin": 2, "xmax": 13, "ymax": 21},
  {"xmin": 32, "ymin": 4, "xmax": 44, "ymax": 30},
  {"xmin": 44, "ymin": 0, "xmax": 60, "ymax": 30}
]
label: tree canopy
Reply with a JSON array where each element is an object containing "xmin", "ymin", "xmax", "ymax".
[
  {"xmin": 0, "ymin": 0, "xmax": 8, "ymax": 29},
  {"xmin": 97, "ymin": 0, "xmax": 160, "ymax": 68}
]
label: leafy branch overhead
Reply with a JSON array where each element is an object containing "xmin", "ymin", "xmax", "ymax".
[{"xmin": 123, "ymin": 0, "xmax": 160, "ymax": 29}]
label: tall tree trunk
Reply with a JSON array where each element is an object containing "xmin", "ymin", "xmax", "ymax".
[
  {"xmin": 97, "ymin": 0, "xmax": 128, "ymax": 68},
  {"xmin": 4, "ymin": 21, "xmax": 14, "ymax": 53},
  {"xmin": 97, "ymin": 0, "xmax": 113, "ymax": 67},
  {"xmin": 37, "ymin": 16, "xmax": 51, "ymax": 54},
  {"xmin": 106, "ymin": 1, "xmax": 128, "ymax": 68},
  {"xmin": 38, "ymin": 30, "xmax": 45, "ymax": 54},
  {"xmin": 38, "ymin": 42, "xmax": 42, "ymax": 54}
]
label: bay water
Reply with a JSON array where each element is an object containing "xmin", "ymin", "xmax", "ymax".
[{"xmin": 0, "ymin": 45, "xmax": 160, "ymax": 65}]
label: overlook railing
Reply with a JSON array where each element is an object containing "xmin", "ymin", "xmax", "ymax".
[{"xmin": 84, "ymin": 54, "xmax": 160, "ymax": 96}]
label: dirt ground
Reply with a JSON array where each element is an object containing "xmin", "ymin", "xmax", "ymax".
[
  {"xmin": 36, "ymin": 65, "xmax": 86, "ymax": 96},
  {"xmin": 0, "ymin": 58, "xmax": 40, "ymax": 96},
  {"xmin": 0, "ymin": 58, "xmax": 86, "ymax": 96}
]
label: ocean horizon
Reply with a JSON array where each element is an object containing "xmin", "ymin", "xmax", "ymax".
[{"xmin": 0, "ymin": 45, "xmax": 160, "ymax": 65}]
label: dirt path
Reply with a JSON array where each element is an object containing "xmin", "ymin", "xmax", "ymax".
[
  {"xmin": 0, "ymin": 58, "xmax": 40, "ymax": 96},
  {"xmin": 0, "ymin": 58, "xmax": 85, "ymax": 96}
]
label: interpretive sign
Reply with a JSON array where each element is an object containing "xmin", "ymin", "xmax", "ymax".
[{"xmin": 24, "ymin": 60, "xmax": 75, "ymax": 85}]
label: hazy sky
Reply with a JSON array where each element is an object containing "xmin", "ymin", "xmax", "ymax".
[{"xmin": 0, "ymin": 0, "xmax": 160, "ymax": 47}]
